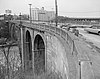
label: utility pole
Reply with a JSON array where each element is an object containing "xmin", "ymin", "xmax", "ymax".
[
  {"xmin": 55, "ymin": 0, "xmax": 58, "ymax": 27},
  {"xmin": 29, "ymin": 4, "xmax": 32, "ymax": 23},
  {"xmin": 19, "ymin": 13, "xmax": 22, "ymax": 24}
]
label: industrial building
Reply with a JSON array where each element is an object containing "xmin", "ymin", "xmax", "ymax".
[{"xmin": 31, "ymin": 7, "xmax": 55, "ymax": 22}]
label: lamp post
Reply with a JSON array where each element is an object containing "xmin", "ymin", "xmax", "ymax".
[{"xmin": 29, "ymin": 4, "xmax": 32, "ymax": 23}]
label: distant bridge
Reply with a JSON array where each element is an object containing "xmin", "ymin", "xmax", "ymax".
[{"xmin": 8, "ymin": 20, "xmax": 100, "ymax": 79}]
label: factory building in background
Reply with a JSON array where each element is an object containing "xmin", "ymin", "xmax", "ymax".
[{"xmin": 31, "ymin": 7, "xmax": 55, "ymax": 22}]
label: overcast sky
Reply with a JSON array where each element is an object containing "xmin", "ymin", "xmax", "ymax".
[{"xmin": 0, "ymin": 0, "xmax": 100, "ymax": 18}]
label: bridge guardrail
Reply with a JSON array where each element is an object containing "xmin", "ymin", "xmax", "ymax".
[
  {"xmin": 50, "ymin": 26, "xmax": 56, "ymax": 34},
  {"xmin": 40, "ymin": 25, "xmax": 45, "ymax": 31},
  {"xmin": 45, "ymin": 25, "xmax": 50, "ymax": 31},
  {"xmin": 61, "ymin": 29, "xmax": 67, "ymax": 40},
  {"xmin": 56, "ymin": 28, "xmax": 61, "ymax": 36}
]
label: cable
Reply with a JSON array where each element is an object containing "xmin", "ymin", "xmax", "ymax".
[{"xmin": 59, "ymin": 11, "xmax": 100, "ymax": 14}]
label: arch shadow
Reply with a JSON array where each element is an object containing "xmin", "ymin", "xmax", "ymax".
[
  {"xmin": 25, "ymin": 30, "xmax": 33, "ymax": 71},
  {"xmin": 34, "ymin": 34, "xmax": 45, "ymax": 75}
]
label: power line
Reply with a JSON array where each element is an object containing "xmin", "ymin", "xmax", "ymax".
[{"xmin": 59, "ymin": 11, "xmax": 100, "ymax": 13}]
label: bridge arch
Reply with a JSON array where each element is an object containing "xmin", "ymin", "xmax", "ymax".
[
  {"xmin": 34, "ymin": 34, "xmax": 45, "ymax": 75},
  {"xmin": 25, "ymin": 30, "xmax": 33, "ymax": 71}
]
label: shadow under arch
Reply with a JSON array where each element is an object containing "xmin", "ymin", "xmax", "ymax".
[
  {"xmin": 25, "ymin": 30, "xmax": 32, "ymax": 71},
  {"xmin": 34, "ymin": 34, "xmax": 45, "ymax": 75}
]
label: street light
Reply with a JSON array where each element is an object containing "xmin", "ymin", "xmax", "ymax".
[{"xmin": 29, "ymin": 4, "xmax": 32, "ymax": 23}]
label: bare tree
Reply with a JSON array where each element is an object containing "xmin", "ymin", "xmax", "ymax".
[{"xmin": 0, "ymin": 38, "xmax": 18, "ymax": 79}]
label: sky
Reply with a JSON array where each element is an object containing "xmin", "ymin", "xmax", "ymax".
[{"xmin": 0, "ymin": 0, "xmax": 100, "ymax": 18}]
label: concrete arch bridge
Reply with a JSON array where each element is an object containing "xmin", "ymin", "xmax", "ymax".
[{"xmin": 9, "ymin": 20, "xmax": 100, "ymax": 79}]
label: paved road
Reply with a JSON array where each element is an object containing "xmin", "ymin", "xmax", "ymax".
[
  {"xmin": 77, "ymin": 28, "xmax": 100, "ymax": 79},
  {"xmin": 77, "ymin": 28, "xmax": 100, "ymax": 48}
]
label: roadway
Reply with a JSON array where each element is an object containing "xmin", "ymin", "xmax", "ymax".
[
  {"xmin": 76, "ymin": 27, "xmax": 100, "ymax": 79},
  {"xmin": 77, "ymin": 28, "xmax": 100, "ymax": 49}
]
